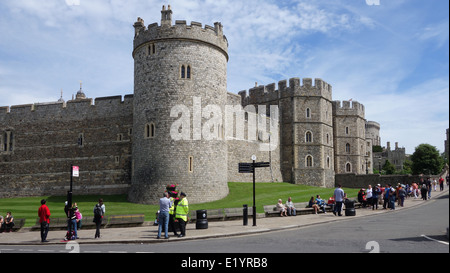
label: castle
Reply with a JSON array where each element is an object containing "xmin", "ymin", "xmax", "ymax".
[{"xmin": 0, "ymin": 7, "xmax": 379, "ymax": 204}]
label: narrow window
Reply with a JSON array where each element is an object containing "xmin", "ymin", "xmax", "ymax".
[
  {"xmin": 152, "ymin": 44, "xmax": 156, "ymax": 54},
  {"xmin": 346, "ymin": 163, "xmax": 352, "ymax": 173},
  {"xmin": 187, "ymin": 65, "xmax": 191, "ymax": 79},
  {"xmin": 181, "ymin": 65, "xmax": 186, "ymax": 79},
  {"xmin": 305, "ymin": 131, "xmax": 312, "ymax": 143},
  {"xmin": 188, "ymin": 156, "xmax": 194, "ymax": 173},
  {"xmin": 327, "ymin": 157, "xmax": 330, "ymax": 168},
  {"xmin": 145, "ymin": 124, "xmax": 150, "ymax": 138},
  {"xmin": 3, "ymin": 132, "xmax": 7, "ymax": 152},
  {"xmin": 78, "ymin": 133, "xmax": 84, "ymax": 147},
  {"xmin": 8, "ymin": 132, "xmax": 13, "ymax": 151},
  {"xmin": 326, "ymin": 133, "xmax": 329, "ymax": 144},
  {"xmin": 145, "ymin": 123, "xmax": 155, "ymax": 139},
  {"xmin": 345, "ymin": 127, "xmax": 349, "ymax": 135},
  {"xmin": 117, "ymin": 134, "xmax": 123, "ymax": 141},
  {"xmin": 306, "ymin": 155, "xmax": 313, "ymax": 167},
  {"xmin": 151, "ymin": 123, "xmax": 155, "ymax": 138},
  {"xmin": 115, "ymin": 156, "xmax": 120, "ymax": 165},
  {"xmin": 306, "ymin": 108, "xmax": 311, "ymax": 118},
  {"xmin": 345, "ymin": 143, "xmax": 351, "ymax": 153}
]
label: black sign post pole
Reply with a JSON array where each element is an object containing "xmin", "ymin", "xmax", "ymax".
[
  {"xmin": 238, "ymin": 158, "xmax": 270, "ymax": 227},
  {"xmin": 252, "ymin": 159, "xmax": 256, "ymax": 226},
  {"xmin": 67, "ymin": 164, "xmax": 73, "ymax": 208}
]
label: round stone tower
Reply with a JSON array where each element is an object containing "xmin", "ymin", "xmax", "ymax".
[{"xmin": 129, "ymin": 6, "xmax": 229, "ymax": 204}]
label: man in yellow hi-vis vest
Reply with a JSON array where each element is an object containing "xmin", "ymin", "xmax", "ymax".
[{"xmin": 175, "ymin": 192, "xmax": 189, "ymax": 237}]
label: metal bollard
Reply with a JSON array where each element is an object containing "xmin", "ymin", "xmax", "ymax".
[{"xmin": 243, "ymin": 204, "xmax": 248, "ymax": 226}]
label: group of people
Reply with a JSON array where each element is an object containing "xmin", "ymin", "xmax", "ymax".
[
  {"xmin": 37, "ymin": 198, "xmax": 105, "ymax": 243},
  {"xmin": 0, "ymin": 211, "xmax": 14, "ymax": 232},
  {"xmin": 157, "ymin": 191, "xmax": 189, "ymax": 239}
]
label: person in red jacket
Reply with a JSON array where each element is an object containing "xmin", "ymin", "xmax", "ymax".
[{"xmin": 38, "ymin": 199, "xmax": 51, "ymax": 243}]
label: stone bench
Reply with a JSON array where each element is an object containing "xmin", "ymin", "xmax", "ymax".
[
  {"xmin": 189, "ymin": 209, "xmax": 224, "ymax": 223},
  {"xmin": 1, "ymin": 218, "xmax": 26, "ymax": 232},
  {"xmin": 106, "ymin": 214, "xmax": 145, "ymax": 228},
  {"xmin": 224, "ymin": 207, "xmax": 253, "ymax": 220}
]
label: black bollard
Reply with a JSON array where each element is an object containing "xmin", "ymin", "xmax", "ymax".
[{"xmin": 243, "ymin": 204, "xmax": 248, "ymax": 226}]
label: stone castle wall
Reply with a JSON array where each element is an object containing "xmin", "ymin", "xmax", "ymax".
[{"xmin": 0, "ymin": 95, "xmax": 133, "ymax": 198}]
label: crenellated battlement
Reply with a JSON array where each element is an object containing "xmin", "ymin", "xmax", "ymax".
[
  {"xmin": 332, "ymin": 100, "xmax": 365, "ymax": 118},
  {"xmin": 238, "ymin": 77, "xmax": 333, "ymax": 106},
  {"xmin": 133, "ymin": 6, "xmax": 228, "ymax": 60},
  {"xmin": 0, "ymin": 95, "xmax": 134, "ymax": 121}
]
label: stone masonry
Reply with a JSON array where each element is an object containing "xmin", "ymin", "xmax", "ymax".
[{"xmin": 0, "ymin": 6, "xmax": 378, "ymax": 204}]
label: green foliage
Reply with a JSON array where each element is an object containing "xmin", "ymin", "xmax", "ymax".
[
  {"xmin": 411, "ymin": 144, "xmax": 444, "ymax": 175},
  {"xmin": 372, "ymin": 145, "xmax": 383, "ymax": 153},
  {"xmin": 382, "ymin": 159, "xmax": 396, "ymax": 175}
]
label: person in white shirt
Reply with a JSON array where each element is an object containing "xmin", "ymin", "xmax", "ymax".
[
  {"xmin": 285, "ymin": 197, "xmax": 296, "ymax": 216},
  {"xmin": 366, "ymin": 185, "xmax": 373, "ymax": 209}
]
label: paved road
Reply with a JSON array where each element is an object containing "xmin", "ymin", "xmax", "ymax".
[{"xmin": 2, "ymin": 193, "xmax": 447, "ymax": 254}]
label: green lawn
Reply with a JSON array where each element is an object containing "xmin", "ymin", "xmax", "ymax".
[{"xmin": 0, "ymin": 182, "xmax": 358, "ymax": 227}]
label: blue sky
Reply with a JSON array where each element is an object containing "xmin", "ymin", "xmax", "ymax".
[{"xmin": 0, "ymin": 0, "xmax": 448, "ymax": 155}]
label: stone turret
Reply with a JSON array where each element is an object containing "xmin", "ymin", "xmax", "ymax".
[{"xmin": 129, "ymin": 6, "xmax": 229, "ymax": 204}]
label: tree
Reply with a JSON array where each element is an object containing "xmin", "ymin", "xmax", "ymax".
[
  {"xmin": 382, "ymin": 159, "xmax": 396, "ymax": 175},
  {"xmin": 410, "ymin": 144, "xmax": 444, "ymax": 175}
]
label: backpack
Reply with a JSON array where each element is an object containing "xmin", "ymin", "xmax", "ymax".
[{"xmin": 94, "ymin": 204, "xmax": 103, "ymax": 218}]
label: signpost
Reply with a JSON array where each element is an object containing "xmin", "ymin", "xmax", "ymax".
[
  {"xmin": 238, "ymin": 156, "xmax": 270, "ymax": 226},
  {"xmin": 68, "ymin": 165, "xmax": 79, "ymax": 207}
]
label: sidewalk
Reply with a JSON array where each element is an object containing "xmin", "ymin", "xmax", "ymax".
[{"xmin": 1, "ymin": 187, "xmax": 448, "ymax": 246}]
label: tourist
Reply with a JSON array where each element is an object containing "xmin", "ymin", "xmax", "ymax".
[
  {"xmin": 357, "ymin": 188, "xmax": 367, "ymax": 207},
  {"xmin": 333, "ymin": 184, "xmax": 345, "ymax": 216},
  {"xmin": 383, "ymin": 184, "xmax": 391, "ymax": 209},
  {"xmin": 439, "ymin": 177, "xmax": 444, "ymax": 191},
  {"xmin": 285, "ymin": 197, "xmax": 296, "ymax": 216},
  {"xmin": 93, "ymin": 198, "xmax": 105, "ymax": 239},
  {"xmin": 74, "ymin": 203, "xmax": 82, "ymax": 230},
  {"xmin": 276, "ymin": 199, "xmax": 288, "ymax": 216},
  {"xmin": 67, "ymin": 203, "xmax": 78, "ymax": 240},
  {"xmin": 426, "ymin": 178, "xmax": 432, "ymax": 199},
  {"xmin": 372, "ymin": 184, "xmax": 381, "ymax": 210},
  {"xmin": 38, "ymin": 199, "xmax": 51, "ymax": 242},
  {"xmin": 0, "ymin": 215, "xmax": 3, "ymax": 231},
  {"xmin": 0, "ymin": 211, "xmax": 14, "ymax": 232},
  {"xmin": 388, "ymin": 185, "xmax": 396, "ymax": 210},
  {"xmin": 366, "ymin": 185, "xmax": 373, "ymax": 209},
  {"xmin": 398, "ymin": 185, "xmax": 406, "ymax": 207},
  {"xmin": 315, "ymin": 195, "xmax": 326, "ymax": 214},
  {"xmin": 420, "ymin": 184, "xmax": 428, "ymax": 201},
  {"xmin": 157, "ymin": 192, "xmax": 172, "ymax": 239}
]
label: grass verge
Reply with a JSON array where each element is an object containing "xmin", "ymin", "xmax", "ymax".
[{"xmin": 0, "ymin": 182, "xmax": 358, "ymax": 227}]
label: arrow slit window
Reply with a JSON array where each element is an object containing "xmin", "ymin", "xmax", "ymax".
[{"xmin": 188, "ymin": 156, "xmax": 194, "ymax": 173}]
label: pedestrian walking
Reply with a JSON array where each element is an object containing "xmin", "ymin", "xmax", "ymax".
[
  {"xmin": 93, "ymin": 198, "xmax": 105, "ymax": 239},
  {"xmin": 333, "ymin": 184, "xmax": 345, "ymax": 216},
  {"xmin": 175, "ymin": 192, "xmax": 189, "ymax": 237},
  {"xmin": 420, "ymin": 184, "xmax": 428, "ymax": 201},
  {"xmin": 426, "ymin": 178, "xmax": 432, "ymax": 199},
  {"xmin": 38, "ymin": 199, "xmax": 51, "ymax": 242},
  {"xmin": 388, "ymin": 185, "xmax": 396, "ymax": 210},
  {"xmin": 398, "ymin": 185, "xmax": 406, "ymax": 207},
  {"xmin": 157, "ymin": 192, "xmax": 172, "ymax": 239}
]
